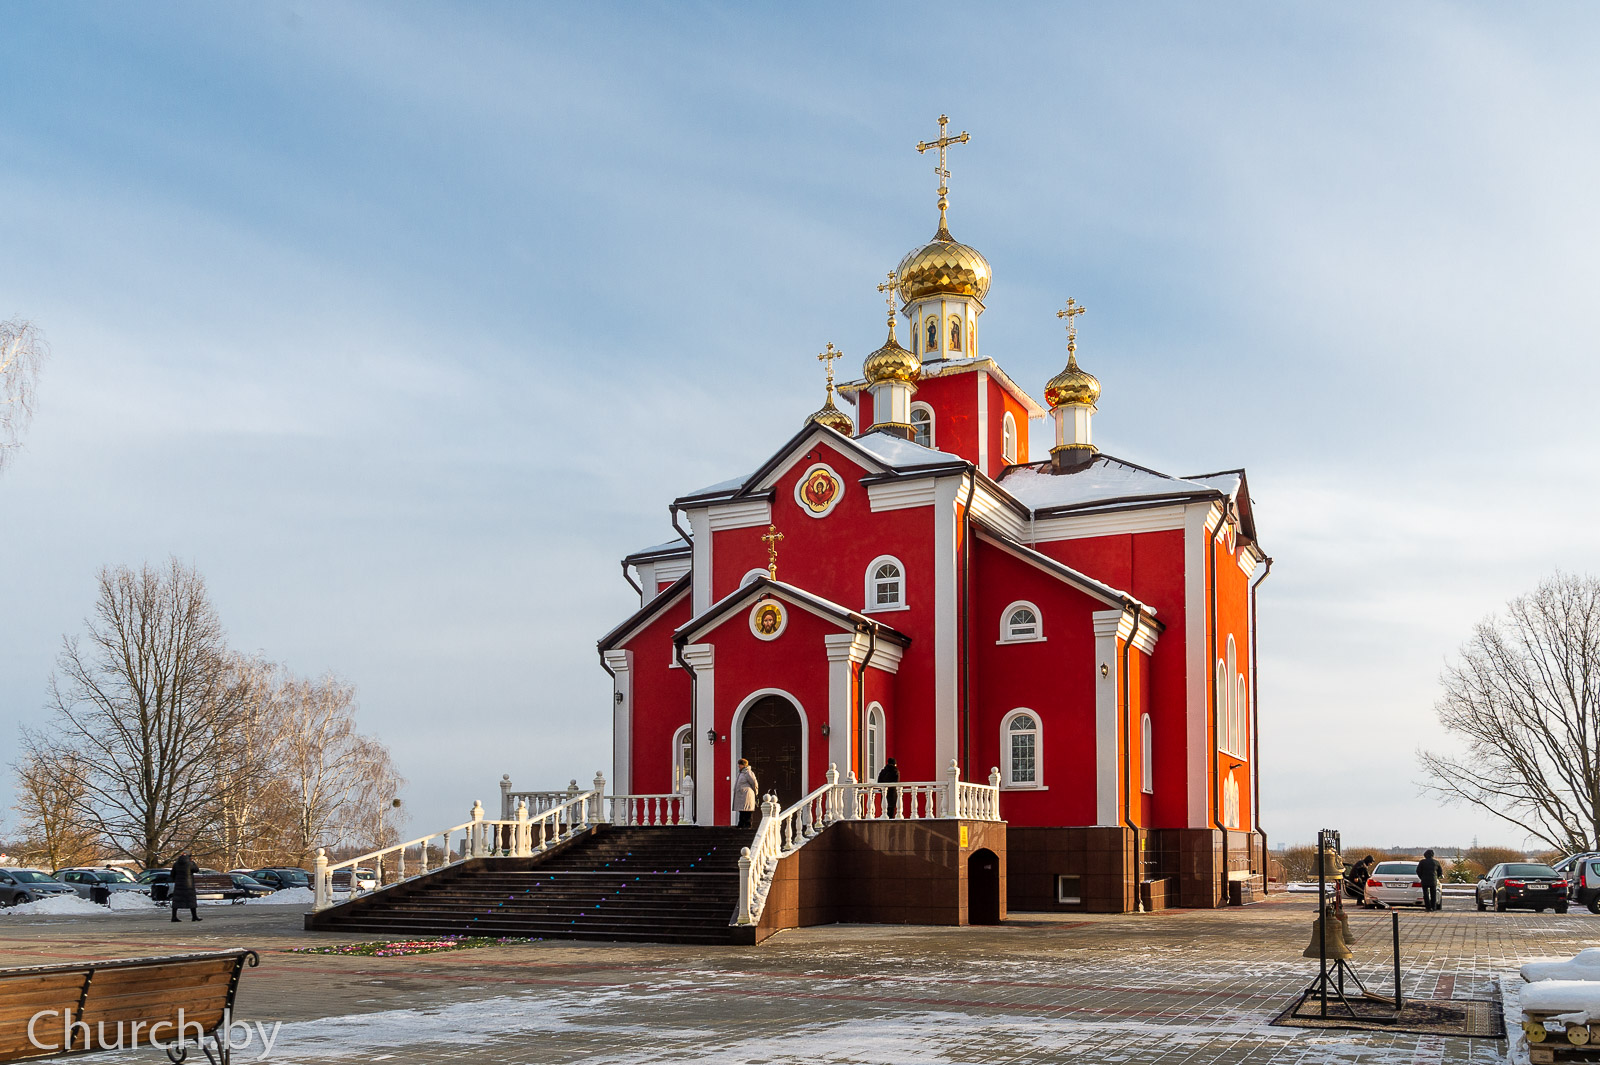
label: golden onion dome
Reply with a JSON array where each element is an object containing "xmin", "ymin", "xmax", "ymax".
[
  {"xmin": 808, "ymin": 394, "xmax": 854, "ymax": 435},
  {"xmin": 1044, "ymin": 352, "xmax": 1100, "ymax": 408},
  {"xmin": 862, "ymin": 317, "xmax": 920, "ymax": 385},
  {"xmin": 896, "ymin": 225, "xmax": 992, "ymax": 303}
]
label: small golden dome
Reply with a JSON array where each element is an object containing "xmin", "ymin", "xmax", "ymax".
[
  {"xmin": 862, "ymin": 318, "xmax": 920, "ymax": 385},
  {"xmin": 808, "ymin": 395, "xmax": 854, "ymax": 435},
  {"xmin": 1044, "ymin": 352, "xmax": 1100, "ymax": 408},
  {"xmin": 896, "ymin": 225, "xmax": 992, "ymax": 303}
]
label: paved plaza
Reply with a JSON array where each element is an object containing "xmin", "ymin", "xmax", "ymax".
[{"xmin": 2, "ymin": 893, "xmax": 1593, "ymax": 1063}]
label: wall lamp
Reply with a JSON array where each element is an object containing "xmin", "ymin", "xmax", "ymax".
[{"xmin": 706, "ymin": 729, "xmax": 718, "ymax": 744}]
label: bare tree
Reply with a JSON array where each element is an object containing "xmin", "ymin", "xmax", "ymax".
[
  {"xmin": 210, "ymin": 657, "xmax": 292, "ymax": 869},
  {"xmin": 47, "ymin": 559, "xmax": 246, "ymax": 867},
  {"xmin": 11, "ymin": 737, "xmax": 100, "ymax": 869},
  {"xmin": 0, "ymin": 316, "xmax": 49, "ymax": 472},
  {"xmin": 1420, "ymin": 572, "xmax": 1600, "ymax": 854}
]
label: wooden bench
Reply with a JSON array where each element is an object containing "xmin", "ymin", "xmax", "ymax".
[
  {"xmin": 190, "ymin": 874, "xmax": 251, "ymax": 904},
  {"xmin": 0, "ymin": 949, "xmax": 258, "ymax": 1063}
]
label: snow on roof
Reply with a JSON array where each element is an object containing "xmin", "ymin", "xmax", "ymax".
[
  {"xmin": 624, "ymin": 539, "xmax": 691, "ymax": 561},
  {"xmin": 852, "ymin": 431, "xmax": 965, "ymax": 470},
  {"xmin": 680, "ymin": 473, "xmax": 748, "ymax": 500},
  {"xmin": 999, "ymin": 455, "xmax": 1223, "ymax": 513},
  {"xmin": 1185, "ymin": 471, "xmax": 1244, "ymax": 500}
]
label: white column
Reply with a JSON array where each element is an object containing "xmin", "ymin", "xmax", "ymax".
[
  {"xmin": 1091, "ymin": 609, "xmax": 1128, "ymax": 828},
  {"xmin": 603, "ymin": 649, "xmax": 632, "ymax": 798},
  {"xmin": 976, "ymin": 371, "xmax": 990, "ymax": 472},
  {"xmin": 681, "ymin": 643, "xmax": 716, "ymax": 825},
  {"xmin": 824, "ymin": 632, "xmax": 871, "ymax": 775},
  {"xmin": 688, "ymin": 509, "xmax": 713, "ymax": 615},
  {"xmin": 933, "ymin": 475, "xmax": 962, "ymax": 777}
]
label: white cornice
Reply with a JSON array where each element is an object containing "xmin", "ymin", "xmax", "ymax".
[
  {"xmin": 867, "ymin": 479, "xmax": 938, "ymax": 511},
  {"xmin": 601, "ymin": 650, "xmax": 631, "ymax": 672},
  {"xmin": 707, "ymin": 499, "xmax": 773, "ymax": 531},
  {"xmin": 655, "ymin": 557, "xmax": 691, "ymax": 582},
  {"xmin": 866, "ymin": 640, "xmax": 904, "ymax": 673},
  {"xmin": 1030, "ymin": 504, "xmax": 1187, "ymax": 544},
  {"xmin": 823, "ymin": 631, "xmax": 871, "ymax": 663},
  {"xmin": 679, "ymin": 643, "xmax": 714, "ymax": 669}
]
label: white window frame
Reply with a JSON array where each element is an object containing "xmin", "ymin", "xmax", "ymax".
[
  {"xmin": 1001, "ymin": 708, "xmax": 1042, "ymax": 789},
  {"xmin": 997, "ymin": 600, "xmax": 1045, "ymax": 644},
  {"xmin": 864, "ymin": 554, "xmax": 908, "ymax": 613},
  {"xmin": 1001, "ymin": 411, "xmax": 1018, "ymax": 464},
  {"xmin": 741, "ymin": 568, "xmax": 768, "ymax": 587},
  {"xmin": 1220, "ymin": 634, "xmax": 1242, "ymax": 756},
  {"xmin": 1140, "ymin": 713, "xmax": 1153, "ymax": 794},
  {"xmin": 909, "ymin": 402, "xmax": 935, "ymax": 448},
  {"xmin": 865, "ymin": 702, "xmax": 884, "ymax": 781},
  {"xmin": 672, "ymin": 724, "xmax": 693, "ymax": 792}
]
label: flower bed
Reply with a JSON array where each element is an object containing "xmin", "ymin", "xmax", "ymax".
[{"xmin": 288, "ymin": 936, "xmax": 536, "ymax": 957}]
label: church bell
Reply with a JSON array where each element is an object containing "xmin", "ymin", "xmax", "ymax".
[
  {"xmin": 1317, "ymin": 844, "xmax": 1344, "ymax": 879},
  {"xmin": 1301, "ymin": 908, "xmax": 1355, "ymax": 960}
]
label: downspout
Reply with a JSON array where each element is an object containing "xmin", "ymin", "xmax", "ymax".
[
  {"xmin": 1250, "ymin": 555, "xmax": 1273, "ymax": 874},
  {"xmin": 674, "ymin": 638, "xmax": 699, "ymax": 823},
  {"xmin": 960, "ymin": 470, "xmax": 977, "ymax": 775},
  {"xmin": 620, "ymin": 561, "xmax": 642, "ymax": 597},
  {"xmin": 855, "ymin": 621, "xmax": 878, "ymax": 781},
  {"xmin": 1208, "ymin": 500, "xmax": 1226, "ymax": 835},
  {"xmin": 1120, "ymin": 603, "xmax": 1143, "ymax": 911},
  {"xmin": 670, "ymin": 504, "xmax": 693, "ymax": 547}
]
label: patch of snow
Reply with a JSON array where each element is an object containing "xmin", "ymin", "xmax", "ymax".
[
  {"xmin": 1518, "ymin": 979, "xmax": 1600, "ymax": 1020},
  {"xmin": 245, "ymin": 886, "xmax": 315, "ymax": 906},
  {"xmin": 852, "ymin": 432, "xmax": 963, "ymax": 469},
  {"xmin": 106, "ymin": 891, "xmax": 158, "ymax": 911},
  {"xmin": 0, "ymin": 894, "xmax": 108, "ymax": 916},
  {"xmin": 1000, "ymin": 456, "xmax": 1217, "ymax": 512},
  {"xmin": 1521, "ymin": 947, "xmax": 1600, "ymax": 983}
]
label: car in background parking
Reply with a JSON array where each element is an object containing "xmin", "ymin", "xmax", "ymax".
[
  {"xmin": 1552, "ymin": 851, "xmax": 1600, "ymax": 880},
  {"xmin": 53, "ymin": 867, "xmax": 153, "ymax": 904},
  {"xmin": 223, "ymin": 873, "xmax": 276, "ymax": 899},
  {"xmin": 0, "ymin": 868, "xmax": 77, "ymax": 907},
  {"xmin": 135, "ymin": 866, "xmax": 220, "ymax": 903},
  {"xmin": 1362, "ymin": 860, "xmax": 1426, "ymax": 907},
  {"xmin": 1476, "ymin": 862, "xmax": 1569, "ymax": 913},
  {"xmin": 241, "ymin": 867, "xmax": 310, "ymax": 892},
  {"xmin": 1565, "ymin": 857, "xmax": 1600, "ymax": 914}
]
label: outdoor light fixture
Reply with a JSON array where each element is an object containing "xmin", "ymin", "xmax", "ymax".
[
  {"xmin": 706, "ymin": 729, "xmax": 717, "ymax": 744},
  {"xmin": 614, "ymin": 691, "xmax": 624, "ymax": 704},
  {"xmin": 821, "ymin": 723, "xmax": 831, "ymax": 737},
  {"xmin": 1100, "ymin": 663, "xmax": 1109, "ymax": 677}
]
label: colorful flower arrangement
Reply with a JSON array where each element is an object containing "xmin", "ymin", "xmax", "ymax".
[{"xmin": 289, "ymin": 936, "xmax": 536, "ymax": 957}]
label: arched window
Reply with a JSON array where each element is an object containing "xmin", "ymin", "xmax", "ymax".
[
  {"xmin": 741, "ymin": 568, "xmax": 767, "ymax": 587},
  {"xmin": 910, "ymin": 317, "xmax": 919, "ymax": 355},
  {"xmin": 1223, "ymin": 775, "xmax": 1240, "ymax": 828},
  {"xmin": 909, "ymin": 403, "xmax": 934, "ymax": 448},
  {"xmin": 1236, "ymin": 674, "xmax": 1248, "ymax": 756},
  {"xmin": 949, "ymin": 316, "xmax": 962, "ymax": 352},
  {"xmin": 672, "ymin": 725, "xmax": 694, "ymax": 791},
  {"xmin": 1002, "ymin": 710, "xmax": 1040, "ymax": 787},
  {"xmin": 864, "ymin": 555, "xmax": 906, "ymax": 611},
  {"xmin": 926, "ymin": 316, "xmax": 938, "ymax": 353},
  {"xmin": 1216, "ymin": 659, "xmax": 1229, "ymax": 754},
  {"xmin": 865, "ymin": 702, "xmax": 884, "ymax": 781},
  {"xmin": 1141, "ymin": 714, "xmax": 1153, "ymax": 793},
  {"xmin": 1001, "ymin": 411, "xmax": 1018, "ymax": 464},
  {"xmin": 1224, "ymin": 635, "xmax": 1239, "ymax": 754},
  {"xmin": 998, "ymin": 600, "xmax": 1044, "ymax": 643}
]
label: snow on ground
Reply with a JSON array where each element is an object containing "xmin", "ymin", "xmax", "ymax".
[
  {"xmin": 1503, "ymin": 974, "xmax": 1531, "ymax": 1065},
  {"xmin": 244, "ymin": 886, "xmax": 315, "ymax": 906},
  {"xmin": 1521, "ymin": 947, "xmax": 1600, "ymax": 982},
  {"xmin": 106, "ymin": 891, "xmax": 159, "ymax": 912},
  {"xmin": 0, "ymin": 894, "xmax": 108, "ymax": 916}
]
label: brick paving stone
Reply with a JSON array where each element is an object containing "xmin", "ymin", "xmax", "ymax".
[{"xmin": 0, "ymin": 893, "xmax": 1593, "ymax": 1062}]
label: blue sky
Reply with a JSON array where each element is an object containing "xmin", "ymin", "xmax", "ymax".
[{"xmin": 3, "ymin": 3, "xmax": 1599, "ymax": 851}]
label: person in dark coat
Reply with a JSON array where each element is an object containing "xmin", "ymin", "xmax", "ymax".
[
  {"xmin": 877, "ymin": 757, "xmax": 901, "ymax": 818},
  {"xmin": 1416, "ymin": 849, "xmax": 1445, "ymax": 911},
  {"xmin": 1344, "ymin": 854, "xmax": 1376, "ymax": 907},
  {"xmin": 169, "ymin": 852, "xmax": 201, "ymax": 922}
]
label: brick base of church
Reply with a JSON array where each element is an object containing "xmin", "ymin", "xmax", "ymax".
[{"xmin": 1006, "ymin": 827, "xmax": 1269, "ymax": 914}]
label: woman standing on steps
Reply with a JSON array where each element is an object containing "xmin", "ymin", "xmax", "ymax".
[{"xmin": 732, "ymin": 758, "xmax": 759, "ymax": 829}]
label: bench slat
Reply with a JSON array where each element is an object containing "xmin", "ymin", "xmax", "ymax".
[
  {"xmin": 0, "ymin": 973, "xmax": 95, "ymax": 997},
  {"xmin": 82, "ymin": 964, "xmax": 236, "ymax": 995}
]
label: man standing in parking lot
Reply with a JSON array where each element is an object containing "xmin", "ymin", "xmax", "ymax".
[
  {"xmin": 1417, "ymin": 849, "xmax": 1444, "ymax": 911},
  {"xmin": 169, "ymin": 852, "xmax": 200, "ymax": 922}
]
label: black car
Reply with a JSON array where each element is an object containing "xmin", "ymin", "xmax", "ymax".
[
  {"xmin": 0, "ymin": 868, "xmax": 77, "ymax": 906},
  {"xmin": 1567, "ymin": 857, "xmax": 1600, "ymax": 915},
  {"xmin": 1476, "ymin": 862, "xmax": 1569, "ymax": 913},
  {"xmin": 136, "ymin": 866, "xmax": 220, "ymax": 903},
  {"xmin": 244, "ymin": 867, "xmax": 310, "ymax": 891}
]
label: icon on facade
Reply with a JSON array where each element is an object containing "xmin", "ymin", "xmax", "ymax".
[
  {"xmin": 797, "ymin": 464, "xmax": 843, "ymax": 517},
  {"xmin": 750, "ymin": 600, "xmax": 787, "ymax": 641}
]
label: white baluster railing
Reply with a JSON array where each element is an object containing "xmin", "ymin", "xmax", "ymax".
[
  {"xmin": 314, "ymin": 790, "xmax": 602, "ymax": 911},
  {"xmin": 736, "ymin": 765, "xmax": 842, "ymax": 925}
]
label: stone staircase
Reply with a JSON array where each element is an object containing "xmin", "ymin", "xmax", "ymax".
[{"xmin": 305, "ymin": 825, "xmax": 753, "ymax": 945}]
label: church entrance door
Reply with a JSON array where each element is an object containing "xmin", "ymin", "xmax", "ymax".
[{"xmin": 738, "ymin": 695, "xmax": 803, "ymax": 812}]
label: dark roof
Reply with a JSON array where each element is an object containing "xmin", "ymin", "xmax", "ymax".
[
  {"xmin": 673, "ymin": 575, "xmax": 912, "ymax": 647},
  {"xmin": 597, "ymin": 573, "xmax": 692, "ymax": 653},
  {"xmin": 622, "ymin": 539, "xmax": 692, "ymax": 566},
  {"xmin": 973, "ymin": 521, "xmax": 1163, "ymax": 624}
]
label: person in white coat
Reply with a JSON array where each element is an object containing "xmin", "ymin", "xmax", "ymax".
[{"xmin": 732, "ymin": 758, "xmax": 759, "ymax": 828}]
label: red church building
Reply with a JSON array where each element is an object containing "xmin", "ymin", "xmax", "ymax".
[{"xmin": 597, "ymin": 133, "xmax": 1270, "ymax": 913}]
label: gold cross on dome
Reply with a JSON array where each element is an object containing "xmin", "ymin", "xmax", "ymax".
[
  {"xmin": 916, "ymin": 114, "xmax": 969, "ymax": 232},
  {"xmin": 875, "ymin": 271, "xmax": 900, "ymax": 323},
  {"xmin": 816, "ymin": 342, "xmax": 843, "ymax": 397},
  {"xmin": 1057, "ymin": 298, "xmax": 1087, "ymax": 354},
  {"xmin": 761, "ymin": 524, "xmax": 785, "ymax": 580}
]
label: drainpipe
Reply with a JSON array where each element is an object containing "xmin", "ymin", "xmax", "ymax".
[
  {"xmin": 1250, "ymin": 554, "xmax": 1273, "ymax": 875},
  {"xmin": 959, "ymin": 470, "xmax": 977, "ymax": 775},
  {"xmin": 1208, "ymin": 500, "xmax": 1227, "ymax": 835},
  {"xmin": 1120, "ymin": 603, "xmax": 1144, "ymax": 911},
  {"xmin": 855, "ymin": 621, "xmax": 878, "ymax": 781},
  {"xmin": 670, "ymin": 505, "xmax": 693, "ymax": 548},
  {"xmin": 674, "ymin": 638, "xmax": 699, "ymax": 823},
  {"xmin": 620, "ymin": 561, "xmax": 642, "ymax": 597}
]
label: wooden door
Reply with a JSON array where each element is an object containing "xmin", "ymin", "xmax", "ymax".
[{"xmin": 739, "ymin": 696, "xmax": 803, "ymax": 810}]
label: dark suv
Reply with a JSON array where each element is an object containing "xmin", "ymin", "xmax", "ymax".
[
  {"xmin": 245, "ymin": 868, "xmax": 310, "ymax": 891},
  {"xmin": 1476, "ymin": 862, "xmax": 1569, "ymax": 913}
]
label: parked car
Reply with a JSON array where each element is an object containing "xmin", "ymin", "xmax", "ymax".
[
  {"xmin": 136, "ymin": 866, "xmax": 220, "ymax": 903},
  {"xmin": 52, "ymin": 867, "xmax": 152, "ymax": 904},
  {"xmin": 1566, "ymin": 857, "xmax": 1600, "ymax": 915},
  {"xmin": 0, "ymin": 868, "xmax": 77, "ymax": 907},
  {"xmin": 1476, "ymin": 862, "xmax": 1569, "ymax": 913},
  {"xmin": 1552, "ymin": 851, "xmax": 1600, "ymax": 879},
  {"xmin": 331, "ymin": 867, "xmax": 378, "ymax": 892},
  {"xmin": 1361, "ymin": 860, "xmax": 1426, "ymax": 908},
  {"xmin": 241, "ymin": 867, "xmax": 310, "ymax": 892},
  {"xmin": 223, "ymin": 873, "xmax": 275, "ymax": 899}
]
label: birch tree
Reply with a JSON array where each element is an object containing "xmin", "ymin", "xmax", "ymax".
[
  {"xmin": 47, "ymin": 559, "xmax": 245, "ymax": 867},
  {"xmin": 0, "ymin": 316, "xmax": 48, "ymax": 472},
  {"xmin": 1420, "ymin": 572, "xmax": 1600, "ymax": 854}
]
